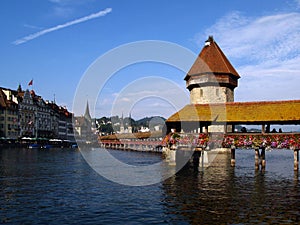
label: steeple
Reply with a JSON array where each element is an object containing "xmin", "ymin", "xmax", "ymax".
[
  {"xmin": 128, "ymin": 112, "xmax": 132, "ymax": 133},
  {"xmin": 120, "ymin": 112, "xmax": 125, "ymax": 134},
  {"xmin": 185, "ymin": 36, "xmax": 240, "ymax": 104},
  {"xmin": 84, "ymin": 100, "xmax": 92, "ymax": 122},
  {"xmin": 17, "ymin": 84, "xmax": 22, "ymax": 93}
]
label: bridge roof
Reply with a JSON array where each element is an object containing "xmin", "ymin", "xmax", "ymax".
[
  {"xmin": 166, "ymin": 100, "xmax": 300, "ymax": 124},
  {"xmin": 100, "ymin": 131, "xmax": 163, "ymax": 140}
]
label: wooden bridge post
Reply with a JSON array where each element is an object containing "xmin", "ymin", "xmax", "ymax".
[
  {"xmin": 201, "ymin": 147, "xmax": 204, "ymax": 173},
  {"xmin": 230, "ymin": 145, "xmax": 236, "ymax": 167},
  {"xmin": 294, "ymin": 149, "xmax": 299, "ymax": 171},
  {"xmin": 255, "ymin": 147, "xmax": 260, "ymax": 170},
  {"xmin": 261, "ymin": 147, "xmax": 266, "ymax": 169},
  {"xmin": 261, "ymin": 124, "xmax": 266, "ymax": 134},
  {"xmin": 169, "ymin": 149, "xmax": 176, "ymax": 166},
  {"xmin": 193, "ymin": 150, "xmax": 201, "ymax": 171}
]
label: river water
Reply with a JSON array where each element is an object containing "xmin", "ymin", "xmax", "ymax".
[{"xmin": 0, "ymin": 147, "xmax": 299, "ymax": 224}]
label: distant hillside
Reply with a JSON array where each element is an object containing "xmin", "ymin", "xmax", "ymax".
[
  {"xmin": 95, "ymin": 116, "xmax": 166, "ymax": 135},
  {"xmin": 135, "ymin": 116, "xmax": 166, "ymax": 127}
]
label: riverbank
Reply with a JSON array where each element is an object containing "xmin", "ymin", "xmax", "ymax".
[{"xmin": 0, "ymin": 139, "xmax": 78, "ymax": 149}]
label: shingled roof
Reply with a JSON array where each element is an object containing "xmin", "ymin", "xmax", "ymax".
[
  {"xmin": 185, "ymin": 36, "xmax": 240, "ymax": 80},
  {"xmin": 166, "ymin": 100, "xmax": 300, "ymax": 124},
  {"xmin": 0, "ymin": 89, "xmax": 7, "ymax": 108}
]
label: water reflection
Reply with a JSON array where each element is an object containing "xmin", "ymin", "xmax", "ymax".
[
  {"xmin": 1, "ymin": 148, "xmax": 300, "ymax": 224},
  {"xmin": 294, "ymin": 171, "xmax": 299, "ymax": 186},
  {"xmin": 162, "ymin": 151, "xmax": 300, "ymax": 224}
]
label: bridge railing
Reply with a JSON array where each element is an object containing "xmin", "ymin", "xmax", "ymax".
[{"xmin": 163, "ymin": 132, "xmax": 300, "ymax": 150}]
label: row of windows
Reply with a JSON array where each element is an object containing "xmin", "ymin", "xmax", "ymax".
[
  {"xmin": 0, "ymin": 116, "xmax": 17, "ymax": 121},
  {"xmin": 21, "ymin": 114, "xmax": 49, "ymax": 119},
  {"xmin": 7, "ymin": 124, "xmax": 18, "ymax": 129},
  {"xmin": 11, "ymin": 111, "xmax": 18, "ymax": 115},
  {"xmin": 19, "ymin": 119, "xmax": 33, "ymax": 123},
  {"xmin": 7, "ymin": 117, "xmax": 17, "ymax": 122},
  {"xmin": 2, "ymin": 109, "xmax": 69, "ymax": 121},
  {"xmin": 37, "ymin": 119, "xmax": 51, "ymax": 123},
  {"xmin": 23, "ymin": 99, "xmax": 32, "ymax": 104},
  {"xmin": 0, "ymin": 124, "xmax": 18, "ymax": 130},
  {"xmin": 38, "ymin": 126, "xmax": 51, "ymax": 131},
  {"xmin": 20, "ymin": 105, "xmax": 52, "ymax": 113},
  {"xmin": 20, "ymin": 105, "xmax": 36, "ymax": 111},
  {"xmin": 0, "ymin": 110, "xmax": 18, "ymax": 115},
  {"xmin": 37, "ymin": 108, "xmax": 50, "ymax": 113},
  {"xmin": 2, "ymin": 111, "xmax": 18, "ymax": 115},
  {"xmin": 38, "ymin": 114, "xmax": 51, "ymax": 119},
  {"xmin": 3, "ymin": 117, "xmax": 64, "ymax": 125},
  {"xmin": 37, "ymin": 123, "xmax": 51, "ymax": 128},
  {"xmin": 24, "ymin": 115, "xmax": 33, "ymax": 120},
  {"xmin": 8, "ymin": 131, "xmax": 18, "ymax": 136}
]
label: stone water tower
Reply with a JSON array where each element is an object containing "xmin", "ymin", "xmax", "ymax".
[{"xmin": 185, "ymin": 36, "xmax": 240, "ymax": 105}]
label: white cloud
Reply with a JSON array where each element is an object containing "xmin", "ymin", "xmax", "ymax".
[
  {"xmin": 120, "ymin": 97, "xmax": 131, "ymax": 102},
  {"xmin": 52, "ymin": 6, "xmax": 74, "ymax": 18},
  {"xmin": 48, "ymin": 0, "xmax": 95, "ymax": 17},
  {"xmin": 23, "ymin": 24, "xmax": 44, "ymax": 30},
  {"xmin": 48, "ymin": 0, "xmax": 91, "ymax": 5},
  {"xmin": 195, "ymin": 11, "xmax": 300, "ymax": 101},
  {"xmin": 13, "ymin": 8, "xmax": 112, "ymax": 45},
  {"xmin": 197, "ymin": 12, "xmax": 300, "ymax": 63}
]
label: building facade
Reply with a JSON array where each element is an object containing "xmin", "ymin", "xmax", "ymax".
[
  {"xmin": 18, "ymin": 89, "xmax": 37, "ymax": 137},
  {"xmin": 46, "ymin": 101, "xmax": 74, "ymax": 140},
  {"xmin": 0, "ymin": 86, "xmax": 74, "ymax": 140},
  {"xmin": 0, "ymin": 89, "xmax": 19, "ymax": 139},
  {"xmin": 33, "ymin": 92, "xmax": 52, "ymax": 138}
]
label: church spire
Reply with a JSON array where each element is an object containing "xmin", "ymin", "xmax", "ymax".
[
  {"xmin": 120, "ymin": 112, "xmax": 125, "ymax": 134},
  {"xmin": 17, "ymin": 83, "xmax": 22, "ymax": 92},
  {"xmin": 84, "ymin": 100, "xmax": 92, "ymax": 122}
]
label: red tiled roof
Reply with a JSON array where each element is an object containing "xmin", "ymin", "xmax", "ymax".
[
  {"xmin": 100, "ymin": 131, "xmax": 163, "ymax": 140},
  {"xmin": 166, "ymin": 100, "xmax": 300, "ymax": 124},
  {"xmin": 0, "ymin": 90, "xmax": 17, "ymax": 109},
  {"xmin": 0, "ymin": 90, "xmax": 7, "ymax": 108},
  {"xmin": 185, "ymin": 36, "xmax": 240, "ymax": 80}
]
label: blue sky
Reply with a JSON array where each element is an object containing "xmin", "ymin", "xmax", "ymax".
[{"xmin": 1, "ymin": 0, "xmax": 300, "ymax": 119}]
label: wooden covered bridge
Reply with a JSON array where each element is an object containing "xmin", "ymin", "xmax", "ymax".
[
  {"xmin": 165, "ymin": 100, "xmax": 300, "ymax": 170},
  {"xmin": 164, "ymin": 36, "xmax": 300, "ymax": 171}
]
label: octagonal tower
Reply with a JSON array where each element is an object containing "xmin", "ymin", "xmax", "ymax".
[{"xmin": 185, "ymin": 36, "xmax": 240, "ymax": 104}]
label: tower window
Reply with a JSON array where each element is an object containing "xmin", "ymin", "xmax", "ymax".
[
  {"xmin": 200, "ymin": 89, "xmax": 203, "ymax": 97},
  {"xmin": 216, "ymin": 89, "xmax": 219, "ymax": 97}
]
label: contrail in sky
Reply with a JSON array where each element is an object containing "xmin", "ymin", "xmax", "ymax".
[{"xmin": 13, "ymin": 8, "xmax": 112, "ymax": 45}]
